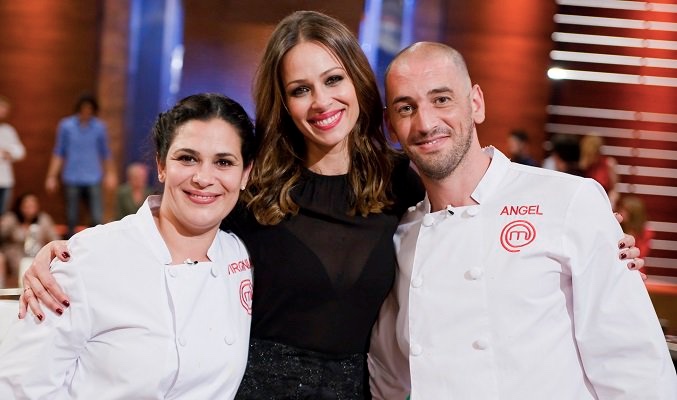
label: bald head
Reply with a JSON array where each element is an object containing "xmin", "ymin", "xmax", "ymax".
[{"xmin": 386, "ymin": 42, "xmax": 472, "ymax": 91}]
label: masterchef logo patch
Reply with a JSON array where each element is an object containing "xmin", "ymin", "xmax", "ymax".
[
  {"xmin": 240, "ymin": 279, "xmax": 253, "ymax": 315},
  {"xmin": 500, "ymin": 220, "xmax": 536, "ymax": 252}
]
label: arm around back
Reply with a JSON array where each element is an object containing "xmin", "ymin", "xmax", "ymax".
[
  {"xmin": 19, "ymin": 240, "xmax": 71, "ymax": 319},
  {"xmin": 0, "ymin": 245, "xmax": 90, "ymax": 399},
  {"xmin": 368, "ymin": 289, "xmax": 411, "ymax": 399},
  {"xmin": 566, "ymin": 179, "xmax": 676, "ymax": 397}
]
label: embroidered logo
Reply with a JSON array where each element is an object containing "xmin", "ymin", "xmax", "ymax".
[
  {"xmin": 240, "ymin": 279, "xmax": 253, "ymax": 315},
  {"xmin": 500, "ymin": 220, "xmax": 536, "ymax": 252},
  {"xmin": 229, "ymin": 258, "xmax": 252, "ymax": 275}
]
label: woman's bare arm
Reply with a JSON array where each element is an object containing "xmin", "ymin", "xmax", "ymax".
[{"xmin": 17, "ymin": 215, "xmax": 645, "ymax": 320}]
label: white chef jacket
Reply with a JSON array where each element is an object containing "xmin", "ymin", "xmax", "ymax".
[
  {"xmin": 0, "ymin": 122, "xmax": 25, "ymax": 187},
  {"xmin": 369, "ymin": 147, "xmax": 676, "ymax": 400},
  {"xmin": 0, "ymin": 195, "xmax": 252, "ymax": 399}
]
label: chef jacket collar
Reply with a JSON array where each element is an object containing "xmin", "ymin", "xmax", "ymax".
[
  {"xmin": 419, "ymin": 146, "xmax": 511, "ymax": 213},
  {"xmin": 134, "ymin": 195, "xmax": 230, "ymax": 266}
]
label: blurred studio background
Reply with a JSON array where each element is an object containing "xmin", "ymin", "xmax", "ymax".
[{"xmin": 0, "ymin": 0, "xmax": 675, "ymax": 329}]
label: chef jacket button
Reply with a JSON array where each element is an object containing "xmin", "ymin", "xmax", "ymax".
[
  {"xmin": 411, "ymin": 276, "xmax": 423, "ymax": 288},
  {"xmin": 411, "ymin": 344, "xmax": 423, "ymax": 356},
  {"xmin": 473, "ymin": 338, "xmax": 490, "ymax": 350},
  {"xmin": 422, "ymin": 214, "xmax": 435, "ymax": 227},
  {"xmin": 466, "ymin": 206, "xmax": 480, "ymax": 217},
  {"xmin": 211, "ymin": 264, "xmax": 220, "ymax": 277},
  {"xmin": 467, "ymin": 267, "xmax": 483, "ymax": 280},
  {"xmin": 169, "ymin": 269, "xmax": 178, "ymax": 278},
  {"xmin": 224, "ymin": 334, "xmax": 235, "ymax": 345},
  {"xmin": 178, "ymin": 337, "xmax": 187, "ymax": 347},
  {"xmin": 407, "ymin": 205, "xmax": 416, "ymax": 213}
]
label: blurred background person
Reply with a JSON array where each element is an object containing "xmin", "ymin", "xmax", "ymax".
[
  {"xmin": 550, "ymin": 134, "xmax": 583, "ymax": 177},
  {"xmin": 618, "ymin": 195, "xmax": 654, "ymax": 260},
  {"xmin": 579, "ymin": 134, "xmax": 619, "ymax": 209},
  {"xmin": 507, "ymin": 129, "xmax": 536, "ymax": 166},
  {"xmin": 0, "ymin": 193, "xmax": 59, "ymax": 288},
  {"xmin": 116, "ymin": 162, "xmax": 153, "ymax": 219},
  {"xmin": 44, "ymin": 94, "xmax": 117, "ymax": 238},
  {"xmin": 0, "ymin": 95, "xmax": 26, "ymax": 215},
  {"xmin": 540, "ymin": 139, "xmax": 557, "ymax": 171}
]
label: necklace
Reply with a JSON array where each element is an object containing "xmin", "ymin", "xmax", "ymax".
[{"xmin": 183, "ymin": 258, "xmax": 198, "ymax": 265}]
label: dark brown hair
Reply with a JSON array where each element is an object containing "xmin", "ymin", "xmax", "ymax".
[
  {"xmin": 246, "ymin": 10, "xmax": 394, "ymax": 225},
  {"xmin": 152, "ymin": 93, "xmax": 256, "ymax": 167}
]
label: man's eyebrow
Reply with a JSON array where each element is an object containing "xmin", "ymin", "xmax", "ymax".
[
  {"xmin": 390, "ymin": 87, "xmax": 454, "ymax": 105},
  {"xmin": 390, "ymin": 95, "xmax": 413, "ymax": 105},
  {"xmin": 428, "ymin": 86, "xmax": 453, "ymax": 96}
]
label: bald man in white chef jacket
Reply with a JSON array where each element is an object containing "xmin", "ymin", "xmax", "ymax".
[{"xmin": 369, "ymin": 42, "xmax": 676, "ymax": 400}]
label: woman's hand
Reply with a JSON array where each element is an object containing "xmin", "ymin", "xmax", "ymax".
[
  {"xmin": 19, "ymin": 240, "xmax": 71, "ymax": 321},
  {"xmin": 618, "ymin": 234, "xmax": 643, "ymax": 270},
  {"xmin": 614, "ymin": 213, "xmax": 645, "ymax": 280}
]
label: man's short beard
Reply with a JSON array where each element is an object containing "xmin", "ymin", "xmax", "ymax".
[{"xmin": 407, "ymin": 120, "xmax": 474, "ymax": 181}]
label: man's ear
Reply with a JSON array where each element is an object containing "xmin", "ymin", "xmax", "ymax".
[{"xmin": 471, "ymin": 84, "xmax": 486, "ymax": 125}]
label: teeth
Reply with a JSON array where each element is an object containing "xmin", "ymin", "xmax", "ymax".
[
  {"xmin": 191, "ymin": 194, "xmax": 214, "ymax": 200},
  {"xmin": 314, "ymin": 112, "xmax": 340, "ymax": 127}
]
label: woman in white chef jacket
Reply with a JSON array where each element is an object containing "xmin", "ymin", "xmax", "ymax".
[{"xmin": 0, "ymin": 93, "xmax": 255, "ymax": 400}]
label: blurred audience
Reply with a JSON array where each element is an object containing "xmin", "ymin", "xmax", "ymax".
[
  {"xmin": 507, "ymin": 129, "xmax": 537, "ymax": 166},
  {"xmin": 44, "ymin": 94, "xmax": 117, "ymax": 238},
  {"xmin": 116, "ymin": 162, "xmax": 153, "ymax": 219},
  {"xmin": 0, "ymin": 95, "xmax": 26, "ymax": 214},
  {"xmin": 579, "ymin": 134, "xmax": 619, "ymax": 209},
  {"xmin": 541, "ymin": 139, "xmax": 557, "ymax": 171},
  {"xmin": 618, "ymin": 195, "xmax": 654, "ymax": 260},
  {"xmin": 550, "ymin": 134, "xmax": 583, "ymax": 176},
  {"xmin": 0, "ymin": 193, "xmax": 59, "ymax": 288}
]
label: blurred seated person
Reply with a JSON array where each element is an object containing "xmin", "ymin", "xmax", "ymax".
[
  {"xmin": 507, "ymin": 129, "xmax": 537, "ymax": 166},
  {"xmin": 0, "ymin": 193, "xmax": 59, "ymax": 287},
  {"xmin": 618, "ymin": 195, "xmax": 654, "ymax": 260},
  {"xmin": 579, "ymin": 134, "xmax": 619, "ymax": 209},
  {"xmin": 550, "ymin": 134, "xmax": 583, "ymax": 176},
  {"xmin": 116, "ymin": 162, "xmax": 153, "ymax": 219}
]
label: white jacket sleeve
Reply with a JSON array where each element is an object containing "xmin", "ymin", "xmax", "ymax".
[
  {"xmin": 2, "ymin": 125, "xmax": 25, "ymax": 161},
  {"xmin": 565, "ymin": 179, "xmax": 677, "ymax": 399},
  {"xmin": 368, "ymin": 288, "xmax": 411, "ymax": 400},
  {"xmin": 0, "ymin": 254, "xmax": 91, "ymax": 399}
]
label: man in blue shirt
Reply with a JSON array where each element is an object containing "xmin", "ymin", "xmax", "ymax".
[{"xmin": 45, "ymin": 94, "xmax": 117, "ymax": 238}]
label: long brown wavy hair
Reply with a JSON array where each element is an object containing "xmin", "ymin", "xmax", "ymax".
[{"xmin": 245, "ymin": 10, "xmax": 395, "ymax": 225}]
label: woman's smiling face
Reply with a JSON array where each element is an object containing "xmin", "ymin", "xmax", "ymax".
[
  {"xmin": 281, "ymin": 41, "xmax": 360, "ymax": 162},
  {"xmin": 157, "ymin": 118, "xmax": 251, "ymax": 235}
]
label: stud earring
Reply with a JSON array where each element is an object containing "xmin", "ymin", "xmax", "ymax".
[{"xmin": 240, "ymin": 185, "xmax": 246, "ymax": 191}]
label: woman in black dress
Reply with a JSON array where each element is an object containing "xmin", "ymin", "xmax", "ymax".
[{"xmin": 229, "ymin": 11, "xmax": 423, "ymax": 399}]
